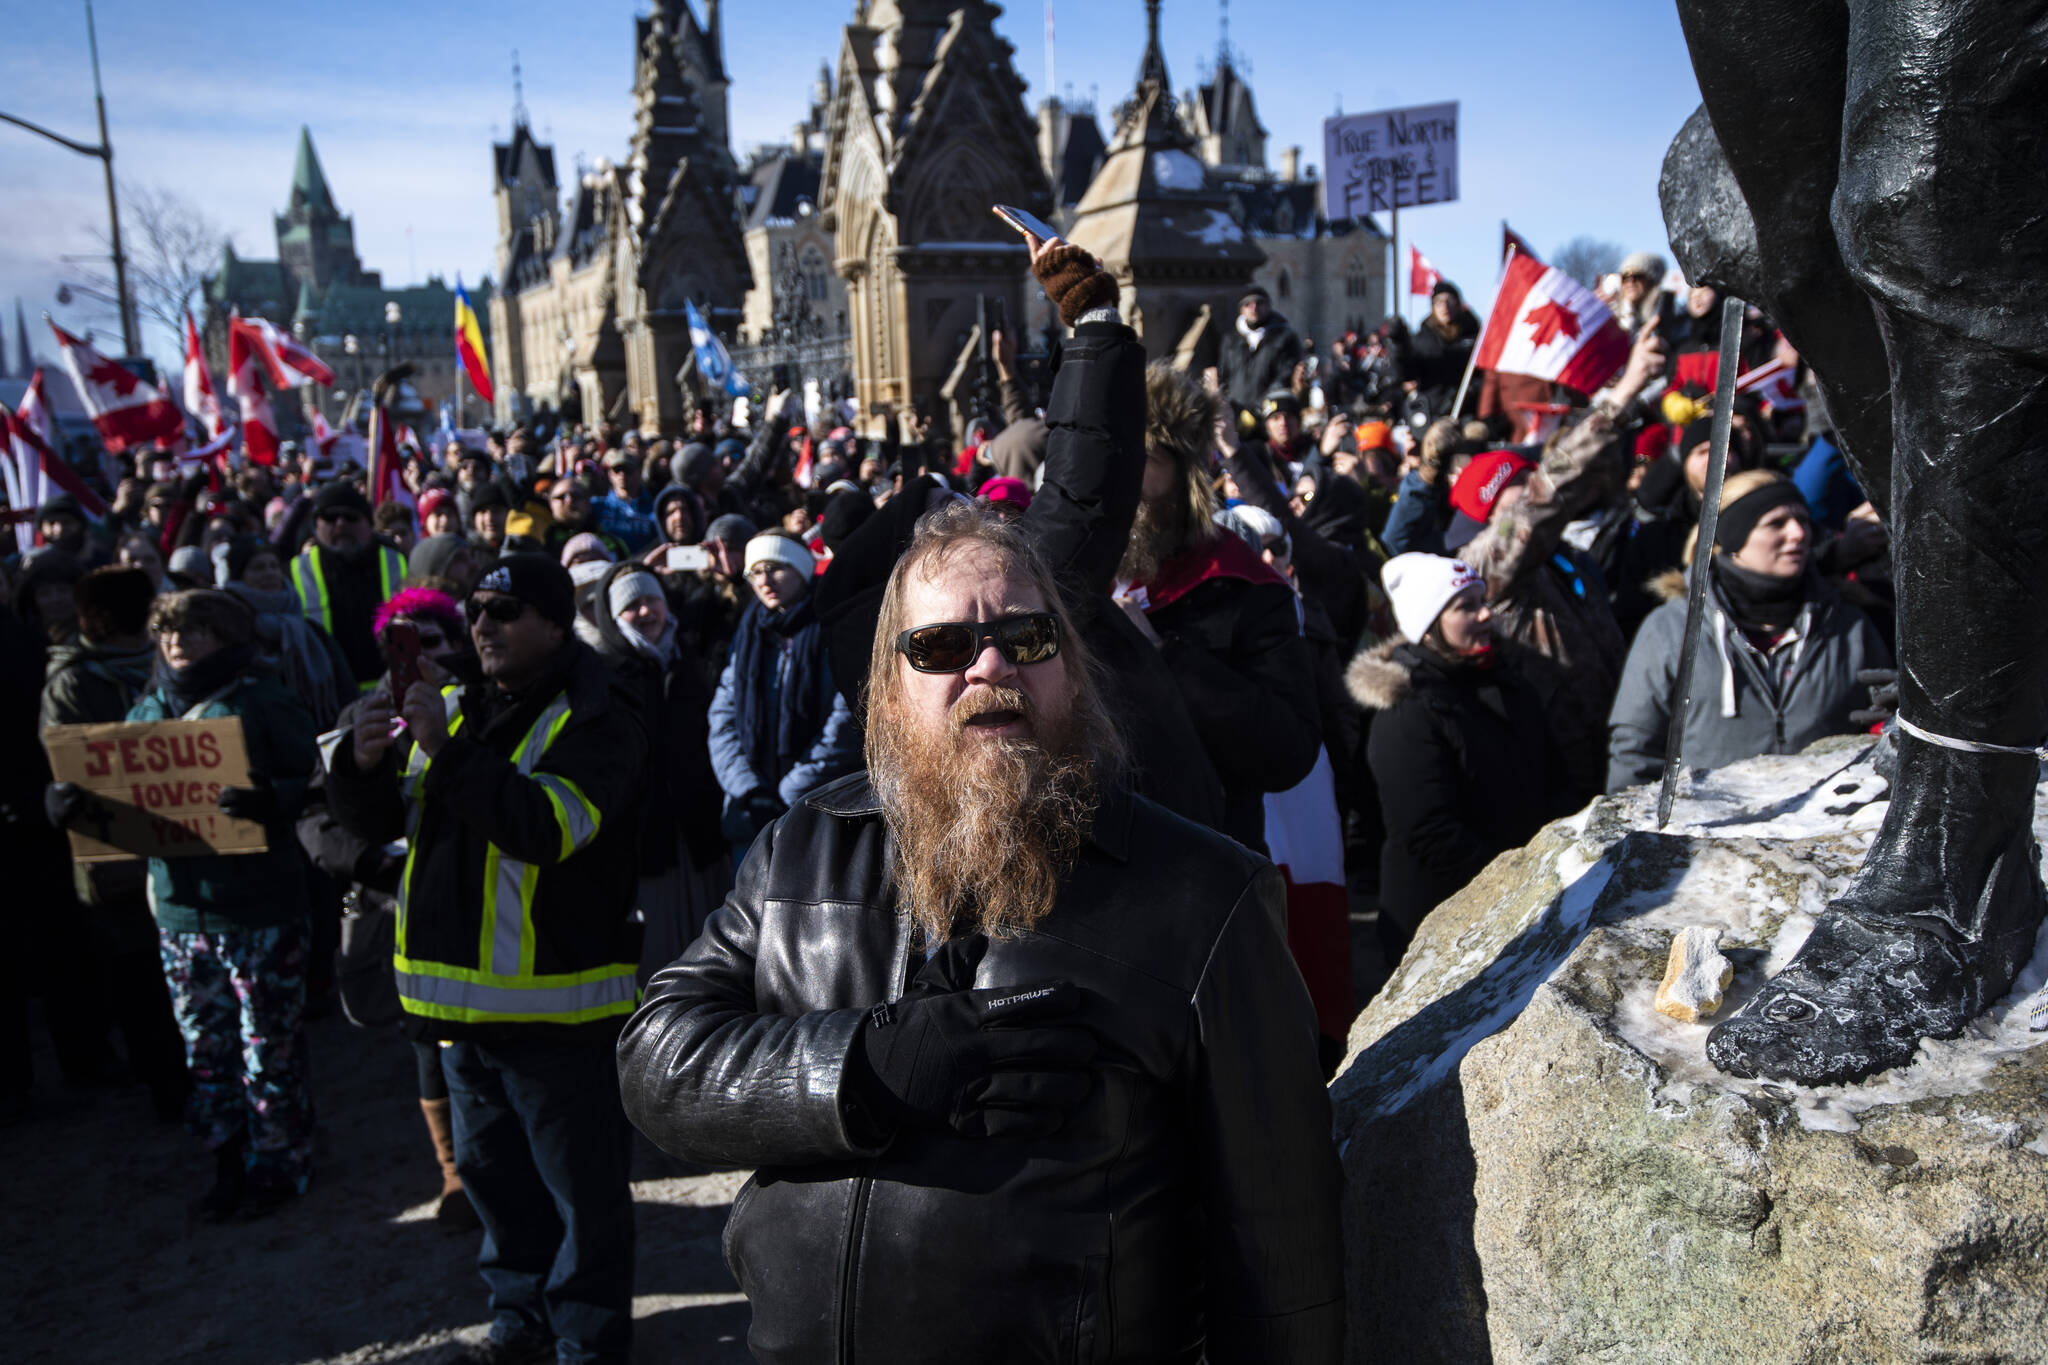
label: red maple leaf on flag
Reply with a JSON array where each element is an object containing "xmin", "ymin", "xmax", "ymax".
[
  {"xmin": 86, "ymin": 357, "xmax": 142, "ymax": 397},
  {"xmin": 1523, "ymin": 299, "xmax": 1582, "ymax": 350}
]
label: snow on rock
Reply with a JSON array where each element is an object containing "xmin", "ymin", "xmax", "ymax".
[{"xmin": 1334, "ymin": 740, "xmax": 2048, "ymax": 1363}]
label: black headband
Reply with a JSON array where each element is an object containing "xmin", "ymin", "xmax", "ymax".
[{"xmin": 1714, "ymin": 480, "xmax": 1808, "ymax": 555}]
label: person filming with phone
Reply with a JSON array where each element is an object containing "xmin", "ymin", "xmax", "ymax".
[{"xmin": 324, "ymin": 552, "xmax": 648, "ymax": 1365}]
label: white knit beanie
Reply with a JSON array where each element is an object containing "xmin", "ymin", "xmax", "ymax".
[
  {"xmin": 744, "ymin": 532, "xmax": 815, "ymax": 579},
  {"xmin": 1382, "ymin": 552, "xmax": 1481, "ymax": 643},
  {"xmin": 607, "ymin": 568, "xmax": 663, "ymax": 619}
]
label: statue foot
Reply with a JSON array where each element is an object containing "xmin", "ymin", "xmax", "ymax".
[
  {"xmin": 1704, "ymin": 905, "xmax": 2037, "ymax": 1086},
  {"xmin": 1707, "ymin": 734, "xmax": 2046, "ymax": 1086}
]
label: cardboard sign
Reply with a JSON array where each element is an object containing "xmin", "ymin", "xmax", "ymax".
[
  {"xmin": 1322, "ymin": 101, "xmax": 1461, "ymax": 219},
  {"xmin": 43, "ymin": 717, "xmax": 267, "ymax": 862}
]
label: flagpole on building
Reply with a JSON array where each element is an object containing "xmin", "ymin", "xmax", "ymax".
[{"xmin": 1451, "ymin": 242, "xmax": 1516, "ymax": 419}]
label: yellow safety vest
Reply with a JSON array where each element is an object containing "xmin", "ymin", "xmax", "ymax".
[
  {"xmin": 389, "ymin": 685, "xmax": 633, "ymax": 1026},
  {"xmin": 291, "ymin": 543, "xmax": 405, "ymax": 691}
]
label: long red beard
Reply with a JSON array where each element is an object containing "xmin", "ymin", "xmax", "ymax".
[{"xmin": 868, "ymin": 685, "xmax": 1098, "ymax": 946}]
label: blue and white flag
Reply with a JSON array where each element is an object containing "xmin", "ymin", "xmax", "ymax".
[{"xmin": 685, "ymin": 298, "xmax": 750, "ymax": 397}]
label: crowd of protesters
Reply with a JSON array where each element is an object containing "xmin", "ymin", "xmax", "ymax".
[{"xmin": 0, "ymin": 237, "xmax": 1891, "ymax": 1364}]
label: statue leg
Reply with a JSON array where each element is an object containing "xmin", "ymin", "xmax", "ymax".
[
  {"xmin": 1671, "ymin": 0, "xmax": 1897, "ymax": 516},
  {"xmin": 1706, "ymin": 0, "xmax": 2048, "ymax": 1085}
]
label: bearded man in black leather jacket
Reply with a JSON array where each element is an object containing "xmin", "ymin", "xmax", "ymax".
[{"xmin": 617, "ymin": 502, "xmax": 1343, "ymax": 1364}]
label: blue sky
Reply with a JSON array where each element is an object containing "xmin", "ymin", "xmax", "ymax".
[{"xmin": 0, "ymin": 0, "xmax": 1702, "ymax": 374}]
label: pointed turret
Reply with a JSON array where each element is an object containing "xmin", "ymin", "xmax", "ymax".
[{"xmin": 289, "ymin": 126, "xmax": 336, "ymax": 217}]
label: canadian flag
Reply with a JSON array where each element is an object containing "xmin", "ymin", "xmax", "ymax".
[
  {"xmin": 227, "ymin": 311, "xmax": 280, "ymax": 466},
  {"xmin": 367, "ymin": 406, "xmax": 414, "ymax": 511},
  {"xmin": 182, "ymin": 310, "xmax": 224, "ymax": 438},
  {"xmin": 48, "ymin": 323, "xmax": 186, "ymax": 453},
  {"xmin": 310, "ymin": 410, "xmax": 340, "ymax": 458},
  {"xmin": 1409, "ymin": 245, "xmax": 1442, "ymax": 297},
  {"xmin": 4, "ymin": 404, "xmax": 109, "ymax": 538},
  {"xmin": 1473, "ymin": 253, "xmax": 1631, "ymax": 395},
  {"xmin": 1735, "ymin": 353, "xmax": 1806, "ymax": 416},
  {"xmin": 230, "ymin": 313, "xmax": 335, "ymax": 388}
]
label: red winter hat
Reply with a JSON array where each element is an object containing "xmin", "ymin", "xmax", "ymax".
[
  {"xmin": 1449, "ymin": 450, "xmax": 1536, "ymax": 525},
  {"xmin": 417, "ymin": 487, "xmax": 453, "ymax": 522}
]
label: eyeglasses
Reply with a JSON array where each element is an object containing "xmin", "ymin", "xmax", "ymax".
[
  {"xmin": 894, "ymin": 613, "xmax": 1061, "ymax": 674},
  {"xmin": 317, "ymin": 510, "xmax": 366, "ymax": 526},
  {"xmin": 464, "ymin": 595, "xmax": 529, "ymax": 625}
]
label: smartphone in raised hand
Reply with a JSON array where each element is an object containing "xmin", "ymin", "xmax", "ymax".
[
  {"xmin": 993, "ymin": 204, "xmax": 1062, "ymax": 246},
  {"xmin": 383, "ymin": 620, "xmax": 424, "ymax": 703}
]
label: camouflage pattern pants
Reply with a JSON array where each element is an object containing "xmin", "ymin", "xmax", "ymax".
[{"xmin": 158, "ymin": 920, "xmax": 315, "ymax": 1189}]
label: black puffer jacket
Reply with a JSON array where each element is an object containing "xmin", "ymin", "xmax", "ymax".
[
  {"xmin": 617, "ymin": 772, "xmax": 1344, "ymax": 1365},
  {"xmin": 1217, "ymin": 311, "xmax": 1305, "ymax": 414},
  {"xmin": 1352, "ymin": 638, "xmax": 1574, "ymax": 950}
]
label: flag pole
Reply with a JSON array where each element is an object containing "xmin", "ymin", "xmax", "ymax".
[
  {"xmin": 1451, "ymin": 242, "xmax": 1515, "ymax": 419},
  {"xmin": 1389, "ymin": 201, "xmax": 1400, "ymax": 329}
]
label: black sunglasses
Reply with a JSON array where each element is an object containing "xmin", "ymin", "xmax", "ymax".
[
  {"xmin": 895, "ymin": 613, "xmax": 1061, "ymax": 674},
  {"xmin": 464, "ymin": 595, "xmax": 530, "ymax": 625}
]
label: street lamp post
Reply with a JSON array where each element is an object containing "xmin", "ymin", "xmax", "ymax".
[{"xmin": 0, "ymin": 0, "xmax": 137, "ymax": 354}]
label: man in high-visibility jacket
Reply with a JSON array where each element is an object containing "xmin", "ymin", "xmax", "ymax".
[
  {"xmin": 291, "ymin": 482, "xmax": 406, "ymax": 691},
  {"xmin": 328, "ymin": 552, "xmax": 647, "ymax": 1365}
]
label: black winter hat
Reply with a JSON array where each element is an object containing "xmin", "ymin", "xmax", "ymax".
[
  {"xmin": 223, "ymin": 535, "xmax": 281, "ymax": 583},
  {"xmin": 312, "ymin": 481, "xmax": 373, "ymax": 519},
  {"xmin": 819, "ymin": 489, "xmax": 876, "ymax": 552},
  {"xmin": 36, "ymin": 493, "xmax": 84, "ymax": 523},
  {"xmin": 470, "ymin": 552, "xmax": 575, "ymax": 629}
]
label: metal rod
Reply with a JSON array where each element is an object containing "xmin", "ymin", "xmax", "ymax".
[
  {"xmin": 84, "ymin": 0, "xmax": 137, "ymax": 355},
  {"xmin": 1656, "ymin": 294, "xmax": 1748, "ymax": 828},
  {"xmin": 0, "ymin": 108, "xmax": 105, "ymax": 159}
]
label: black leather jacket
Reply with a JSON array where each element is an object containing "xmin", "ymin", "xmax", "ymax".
[{"xmin": 617, "ymin": 772, "xmax": 1344, "ymax": 1364}]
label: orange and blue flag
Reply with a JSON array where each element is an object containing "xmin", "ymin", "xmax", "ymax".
[{"xmin": 454, "ymin": 278, "xmax": 494, "ymax": 405}]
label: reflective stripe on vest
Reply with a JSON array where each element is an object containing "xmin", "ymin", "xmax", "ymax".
[
  {"xmin": 294, "ymin": 544, "xmax": 406, "ymax": 691},
  {"xmin": 292, "ymin": 548, "xmax": 332, "ymax": 634},
  {"xmin": 394, "ymin": 686, "xmax": 628, "ymax": 1025}
]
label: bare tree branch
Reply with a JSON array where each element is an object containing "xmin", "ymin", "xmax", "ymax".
[
  {"xmin": 1550, "ymin": 236, "xmax": 1626, "ymax": 291},
  {"xmin": 66, "ymin": 181, "xmax": 233, "ymax": 338}
]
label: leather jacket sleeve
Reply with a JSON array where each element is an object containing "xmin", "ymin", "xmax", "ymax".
[
  {"xmin": 617, "ymin": 818, "xmax": 889, "ymax": 1170},
  {"xmin": 1193, "ymin": 866, "xmax": 1346, "ymax": 1362}
]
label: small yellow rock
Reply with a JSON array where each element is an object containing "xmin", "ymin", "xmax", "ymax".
[{"xmin": 1655, "ymin": 926, "xmax": 1734, "ymax": 1023}]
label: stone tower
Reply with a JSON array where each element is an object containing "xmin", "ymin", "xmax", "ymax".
[
  {"xmin": 617, "ymin": 0, "xmax": 753, "ymax": 431},
  {"xmin": 819, "ymin": 0, "xmax": 1054, "ymax": 426},
  {"xmin": 1065, "ymin": 0, "xmax": 1264, "ymax": 360},
  {"xmin": 274, "ymin": 127, "xmax": 368, "ymax": 292}
]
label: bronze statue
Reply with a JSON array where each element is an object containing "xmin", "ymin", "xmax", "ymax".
[{"xmin": 1662, "ymin": 0, "xmax": 2048, "ymax": 1085}]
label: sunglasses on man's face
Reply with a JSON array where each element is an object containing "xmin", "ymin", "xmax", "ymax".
[
  {"xmin": 894, "ymin": 613, "xmax": 1061, "ymax": 674},
  {"xmin": 464, "ymin": 595, "xmax": 530, "ymax": 625},
  {"xmin": 318, "ymin": 509, "xmax": 366, "ymax": 526}
]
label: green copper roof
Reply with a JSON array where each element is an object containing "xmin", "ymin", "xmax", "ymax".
[{"xmin": 291, "ymin": 125, "xmax": 336, "ymax": 216}]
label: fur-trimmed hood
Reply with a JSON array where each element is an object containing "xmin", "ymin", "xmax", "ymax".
[
  {"xmin": 1346, "ymin": 637, "xmax": 1413, "ymax": 710},
  {"xmin": 1648, "ymin": 567, "xmax": 1688, "ymax": 604}
]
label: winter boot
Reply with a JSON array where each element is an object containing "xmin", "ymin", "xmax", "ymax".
[
  {"xmin": 421, "ymin": 1097, "xmax": 479, "ymax": 1229},
  {"xmin": 191, "ymin": 1133, "xmax": 246, "ymax": 1224}
]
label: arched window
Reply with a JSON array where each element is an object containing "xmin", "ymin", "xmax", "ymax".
[
  {"xmin": 1345, "ymin": 258, "xmax": 1370, "ymax": 300},
  {"xmin": 1276, "ymin": 269, "xmax": 1291, "ymax": 301}
]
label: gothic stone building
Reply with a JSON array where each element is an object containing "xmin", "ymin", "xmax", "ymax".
[
  {"xmin": 488, "ymin": 0, "xmax": 751, "ymax": 433},
  {"xmin": 817, "ymin": 0, "xmax": 1053, "ymax": 429}
]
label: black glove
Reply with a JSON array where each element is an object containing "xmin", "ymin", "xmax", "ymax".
[
  {"xmin": 857, "ymin": 971, "xmax": 1097, "ymax": 1140},
  {"xmin": 1848, "ymin": 668, "xmax": 1900, "ymax": 730},
  {"xmin": 217, "ymin": 783, "xmax": 278, "ymax": 824},
  {"xmin": 44, "ymin": 781, "xmax": 96, "ymax": 830}
]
